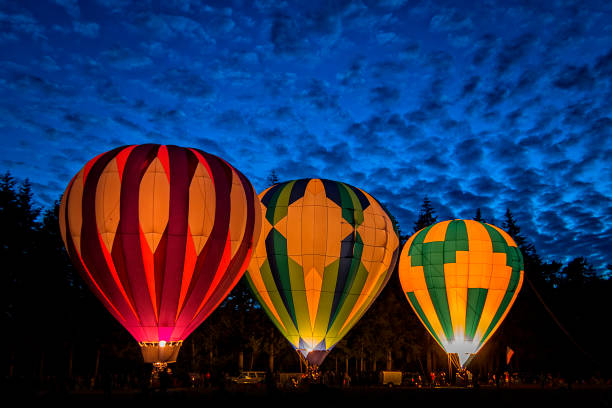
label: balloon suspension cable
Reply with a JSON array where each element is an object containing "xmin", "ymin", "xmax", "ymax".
[
  {"xmin": 464, "ymin": 353, "xmax": 475, "ymax": 368},
  {"xmin": 449, "ymin": 353, "xmax": 461, "ymax": 370},
  {"xmin": 296, "ymin": 350, "xmax": 320, "ymax": 379},
  {"xmin": 525, "ymin": 276, "xmax": 599, "ymax": 366}
]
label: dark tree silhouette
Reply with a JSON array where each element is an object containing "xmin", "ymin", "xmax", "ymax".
[
  {"xmin": 413, "ymin": 196, "xmax": 437, "ymax": 233},
  {"xmin": 2, "ymin": 173, "xmax": 40, "ymax": 327},
  {"xmin": 559, "ymin": 257, "xmax": 595, "ymax": 288},
  {"xmin": 2, "ymin": 169, "xmax": 612, "ymax": 390},
  {"xmin": 502, "ymin": 208, "xmax": 542, "ymax": 276},
  {"xmin": 266, "ymin": 170, "xmax": 280, "ymax": 186},
  {"xmin": 473, "ymin": 208, "xmax": 486, "ymax": 223}
]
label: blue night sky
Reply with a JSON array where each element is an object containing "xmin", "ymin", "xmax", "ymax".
[{"xmin": 1, "ymin": 0, "xmax": 611, "ymax": 271}]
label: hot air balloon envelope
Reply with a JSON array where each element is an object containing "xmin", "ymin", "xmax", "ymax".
[
  {"xmin": 59, "ymin": 144, "xmax": 261, "ymax": 363},
  {"xmin": 246, "ymin": 179, "xmax": 399, "ymax": 366},
  {"xmin": 398, "ymin": 219, "xmax": 523, "ymax": 366}
]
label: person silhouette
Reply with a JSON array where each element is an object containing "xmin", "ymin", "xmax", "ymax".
[{"xmin": 159, "ymin": 369, "xmax": 170, "ymax": 393}]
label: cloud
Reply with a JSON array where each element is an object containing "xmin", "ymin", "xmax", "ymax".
[
  {"xmin": 484, "ymin": 84, "xmax": 509, "ymax": 108},
  {"xmin": 94, "ymin": 0, "xmax": 138, "ymax": 13},
  {"xmin": 268, "ymin": 2, "xmax": 360, "ymax": 56},
  {"xmin": 429, "ymin": 9, "xmax": 473, "ymax": 33},
  {"xmin": 62, "ymin": 112, "xmax": 98, "ymax": 131},
  {"xmin": 2, "ymin": 69, "xmax": 74, "ymax": 97},
  {"xmin": 112, "ymin": 115, "xmax": 142, "ymax": 132},
  {"xmin": 452, "ymin": 138, "xmax": 483, "ymax": 166},
  {"xmin": 503, "ymin": 108, "xmax": 523, "ymax": 127},
  {"xmin": 369, "ymin": 85, "xmax": 400, "ymax": 105},
  {"xmin": 209, "ymin": 15, "xmax": 236, "ymax": 34},
  {"xmin": 594, "ymin": 47, "xmax": 612, "ymax": 76},
  {"xmin": 429, "ymin": 7, "xmax": 474, "ymax": 47},
  {"xmin": 73, "ymin": 21, "xmax": 100, "ymax": 38},
  {"xmin": 553, "ymin": 65, "xmax": 595, "ymax": 90},
  {"xmin": 422, "ymin": 154, "xmax": 449, "ymax": 171},
  {"xmin": 405, "ymin": 99, "xmax": 447, "ymax": 125},
  {"xmin": 426, "ymin": 50, "xmax": 454, "ymax": 74},
  {"xmin": 460, "ymin": 75, "xmax": 480, "ymax": 97},
  {"xmin": 0, "ymin": 31, "xmax": 18, "ymax": 42},
  {"xmin": 192, "ymin": 136, "xmax": 231, "ymax": 160},
  {"xmin": 302, "ymin": 141, "xmax": 355, "ymax": 174},
  {"xmin": 471, "ymin": 33, "xmax": 497, "ymax": 65},
  {"xmin": 39, "ymin": 56, "xmax": 61, "ymax": 72},
  {"xmin": 513, "ymin": 68, "xmax": 540, "ymax": 93},
  {"xmin": 337, "ymin": 58, "xmax": 366, "ymax": 87},
  {"xmin": 302, "ymin": 79, "xmax": 340, "ymax": 110},
  {"xmin": 377, "ymin": 0, "xmax": 410, "ymax": 9},
  {"xmin": 469, "ymin": 176, "xmax": 503, "ymax": 197},
  {"xmin": 263, "ymin": 72, "xmax": 297, "ymax": 97},
  {"xmin": 496, "ymin": 32, "xmax": 536, "ymax": 75},
  {"xmin": 137, "ymin": 12, "xmax": 214, "ymax": 43},
  {"xmin": 162, "ymin": 0, "xmax": 204, "ymax": 14},
  {"xmin": 547, "ymin": 20, "xmax": 585, "ymax": 53},
  {"xmin": 270, "ymin": 14, "xmax": 310, "ymax": 55},
  {"xmin": 100, "ymin": 46, "xmax": 153, "ymax": 70},
  {"xmin": 212, "ymin": 109, "xmax": 250, "ymax": 131},
  {"xmin": 375, "ymin": 31, "xmax": 398, "ymax": 45},
  {"xmin": 0, "ymin": 9, "xmax": 45, "ymax": 40},
  {"xmin": 53, "ymin": 0, "xmax": 80, "ymax": 19},
  {"xmin": 148, "ymin": 107, "xmax": 187, "ymax": 124},
  {"xmin": 152, "ymin": 68, "xmax": 214, "ymax": 99},
  {"xmin": 94, "ymin": 79, "xmax": 126, "ymax": 104},
  {"xmin": 371, "ymin": 60, "xmax": 408, "ymax": 79}
]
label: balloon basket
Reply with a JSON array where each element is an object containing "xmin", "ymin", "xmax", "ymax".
[
  {"xmin": 296, "ymin": 350, "xmax": 322, "ymax": 382},
  {"xmin": 152, "ymin": 362, "xmax": 168, "ymax": 376},
  {"xmin": 139, "ymin": 341, "xmax": 183, "ymax": 364}
]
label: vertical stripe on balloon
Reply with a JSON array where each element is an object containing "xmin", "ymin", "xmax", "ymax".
[
  {"xmin": 246, "ymin": 178, "xmax": 399, "ymax": 362},
  {"xmin": 60, "ymin": 144, "xmax": 260, "ymax": 343},
  {"xmin": 398, "ymin": 219, "xmax": 524, "ymax": 357}
]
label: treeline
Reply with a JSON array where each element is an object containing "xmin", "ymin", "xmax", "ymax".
[{"xmin": 1, "ymin": 172, "xmax": 610, "ymax": 390}]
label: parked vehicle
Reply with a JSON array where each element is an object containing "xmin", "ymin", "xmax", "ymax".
[
  {"xmin": 231, "ymin": 371, "xmax": 266, "ymax": 384},
  {"xmin": 380, "ymin": 371, "xmax": 402, "ymax": 387}
]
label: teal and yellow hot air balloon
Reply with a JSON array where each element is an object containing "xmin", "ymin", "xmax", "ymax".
[
  {"xmin": 398, "ymin": 219, "xmax": 524, "ymax": 367},
  {"xmin": 245, "ymin": 179, "xmax": 399, "ymax": 366}
]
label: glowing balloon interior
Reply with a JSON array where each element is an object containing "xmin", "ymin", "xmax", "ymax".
[
  {"xmin": 398, "ymin": 219, "xmax": 524, "ymax": 367},
  {"xmin": 246, "ymin": 179, "xmax": 399, "ymax": 366},
  {"xmin": 59, "ymin": 144, "xmax": 261, "ymax": 363}
]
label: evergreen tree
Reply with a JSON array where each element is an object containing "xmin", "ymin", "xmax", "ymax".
[
  {"xmin": 1, "ymin": 173, "xmax": 41, "ymax": 325},
  {"xmin": 17, "ymin": 179, "xmax": 40, "ymax": 230},
  {"xmin": 266, "ymin": 169, "xmax": 280, "ymax": 186},
  {"xmin": 540, "ymin": 260, "xmax": 563, "ymax": 287},
  {"xmin": 413, "ymin": 196, "xmax": 437, "ymax": 233},
  {"xmin": 502, "ymin": 208, "xmax": 526, "ymax": 247},
  {"xmin": 502, "ymin": 209, "xmax": 538, "ymax": 257},
  {"xmin": 559, "ymin": 257, "xmax": 595, "ymax": 288},
  {"xmin": 0, "ymin": 171, "xmax": 17, "ymax": 213},
  {"xmin": 502, "ymin": 208, "xmax": 543, "ymax": 283},
  {"xmin": 1, "ymin": 172, "xmax": 19, "ymax": 322},
  {"xmin": 473, "ymin": 208, "xmax": 486, "ymax": 223}
]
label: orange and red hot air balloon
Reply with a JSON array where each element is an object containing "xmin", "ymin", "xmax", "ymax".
[{"xmin": 59, "ymin": 144, "xmax": 261, "ymax": 365}]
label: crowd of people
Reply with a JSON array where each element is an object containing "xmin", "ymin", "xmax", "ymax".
[{"xmin": 7, "ymin": 367, "xmax": 611, "ymax": 396}]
